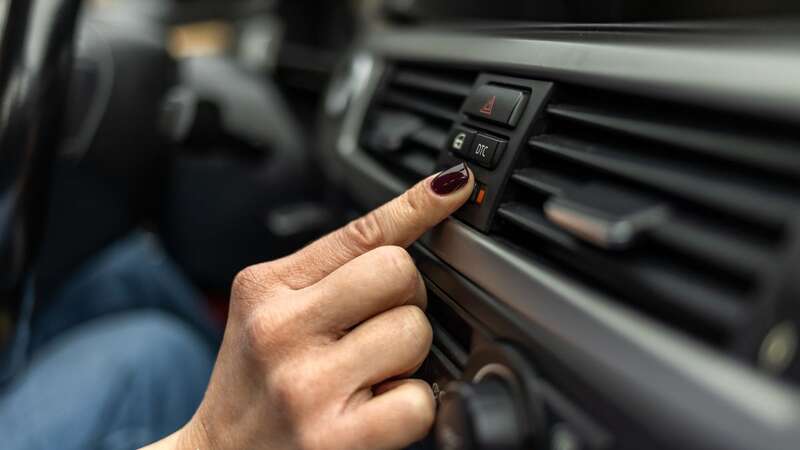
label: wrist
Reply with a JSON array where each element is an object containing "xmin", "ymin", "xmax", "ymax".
[
  {"xmin": 139, "ymin": 417, "xmax": 213, "ymax": 450},
  {"xmin": 176, "ymin": 416, "xmax": 215, "ymax": 450}
]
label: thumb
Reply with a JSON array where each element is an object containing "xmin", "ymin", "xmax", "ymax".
[{"xmin": 272, "ymin": 162, "xmax": 474, "ymax": 289}]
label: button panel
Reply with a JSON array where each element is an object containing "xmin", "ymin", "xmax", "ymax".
[
  {"xmin": 464, "ymin": 84, "xmax": 528, "ymax": 127},
  {"xmin": 444, "ymin": 74, "xmax": 554, "ymax": 233}
]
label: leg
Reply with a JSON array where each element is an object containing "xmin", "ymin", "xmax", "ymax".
[
  {"xmin": 30, "ymin": 232, "xmax": 220, "ymax": 351},
  {"xmin": 0, "ymin": 311, "xmax": 213, "ymax": 450}
]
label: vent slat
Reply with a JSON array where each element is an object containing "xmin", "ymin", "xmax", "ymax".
[
  {"xmin": 497, "ymin": 203, "xmax": 748, "ymax": 331},
  {"xmin": 547, "ymin": 103, "xmax": 800, "ymax": 178},
  {"xmin": 393, "ymin": 69, "xmax": 473, "ymax": 98},
  {"xmin": 649, "ymin": 219, "xmax": 771, "ymax": 279},
  {"xmin": 496, "ymin": 83, "xmax": 799, "ymax": 348},
  {"xmin": 382, "ymin": 91, "xmax": 459, "ymax": 123},
  {"xmin": 361, "ymin": 64, "xmax": 477, "ymax": 186},
  {"xmin": 408, "ymin": 126, "xmax": 448, "ymax": 152},
  {"xmin": 397, "ymin": 151, "xmax": 437, "ymax": 178},
  {"xmin": 510, "ymin": 168, "xmax": 579, "ymax": 197},
  {"xmin": 497, "ymin": 203, "xmax": 578, "ymax": 247},
  {"xmin": 510, "ymin": 167, "xmax": 770, "ymax": 280},
  {"xmin": 528, "ymin": 134, "xmax": 792, "ymax": 229},
  {"xmin": 630, "ymin": 260, "xmax": 748, "ymax": 329}
]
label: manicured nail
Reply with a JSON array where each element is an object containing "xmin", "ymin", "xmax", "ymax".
[{"xmin": 431, "ymin": 162, "xmax": 470, "ymax": 196}]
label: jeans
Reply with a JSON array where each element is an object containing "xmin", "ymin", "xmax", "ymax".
[{"xmin": 0, "ymin": 233, "xmax": 217, "ymax": 450}]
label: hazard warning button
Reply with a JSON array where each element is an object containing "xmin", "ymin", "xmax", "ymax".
[{"xmin": 463, "ymin": 84, "xmax": 527, "ymax": 128}]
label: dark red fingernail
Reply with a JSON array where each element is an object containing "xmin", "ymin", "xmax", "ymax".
[{"xmin": 431, "ymin": 162, "xmax": 470, "ymax": 196}]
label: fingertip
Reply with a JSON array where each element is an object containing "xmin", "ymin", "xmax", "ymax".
[
  {"xmin": 375, "ymin": 379, "xmax": 436, "ymax": 430},
  {"xmin": 404, "ymin": 379, "xmax": 437, "ymax": 431},
  {"xmin": 429, "ymin": 162, "xmax": 473, "ymax": 197},
  {"xmin": 345, "ymin": 379, "xmax": 437, "ymax": 449}
]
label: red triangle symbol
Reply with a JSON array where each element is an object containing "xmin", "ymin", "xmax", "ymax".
[{"xmin": 479, "ymin": 95, "xmax": 496, "ymax": 116}]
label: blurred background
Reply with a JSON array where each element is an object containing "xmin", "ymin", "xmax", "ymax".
[{"xmin": 39, "ymin": 0, "xmax": 370, "ymax": 311}]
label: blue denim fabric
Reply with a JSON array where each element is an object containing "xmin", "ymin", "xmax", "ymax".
[
  {"xmin": 0, "ymin": 233, "xmax": 217, "ymax": 450},
  {"xmin": 29, "ymin": 233, "xmax": 221, "ymax": 352}
]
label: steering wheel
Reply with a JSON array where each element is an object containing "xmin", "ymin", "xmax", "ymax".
[{"xmin": 0, "ymin": 0, "xmax": 82, "ymax": 335}]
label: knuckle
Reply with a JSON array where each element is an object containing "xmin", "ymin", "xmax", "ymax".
[
  {"xmin": 343, "ymin": 213, "xmax": 385, "ymax": 253},
  {"xmin": 243, "ymin": 308, "xmax": 287, "ymax": 352},
  {"xmin": 396, "ymin": 305, "xmax": 432, "ymax": 349},
  {"xmin": 406, "ymin": 383, "xmax": 436, "ymax": 431},
  {"xmin": 404, "ymin": 183, "xmax": 430, "ymax": 216},
  {"xmin": 231, "ymin": 265, "xmax": 268, "ymax": 302},
  {"xmin": 377, "ymin": 246, "xmax": 418, "ymax": 296},
  {"xmin": 243, "ymin": 311, "xmax": 275, "ymax": 351}
]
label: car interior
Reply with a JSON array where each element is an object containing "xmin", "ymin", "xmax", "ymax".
[{"xmin": 2, "ymin": 0, "xmax": 800, "ymax": 449}]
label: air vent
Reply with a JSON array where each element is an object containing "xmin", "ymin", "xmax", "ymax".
[
  {"xmin": 495, "ymin": 85, "xmax": 800, "ymax": 346},
  {"xmin": 360, "ymin": 63, "xmax": 477, "ymax": 184}
]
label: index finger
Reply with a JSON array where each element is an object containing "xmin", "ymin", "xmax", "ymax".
[{"xmin": 272, "ymin": 162, "xmax": 473, "ymax": 289}]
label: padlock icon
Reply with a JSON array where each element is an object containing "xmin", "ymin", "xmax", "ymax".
[{"xmin": 452, "ymin": 132, "xmax": 467, "ymax": 151}]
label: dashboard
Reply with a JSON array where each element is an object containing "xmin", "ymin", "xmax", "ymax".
[{"xmin": 318, "ymin": 13, "xmax": 800, "ymax": 450}]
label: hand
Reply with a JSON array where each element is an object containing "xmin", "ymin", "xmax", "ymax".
[{"xmin": 144, "ymin": 163, "xmax": 474, "ymax": 450}]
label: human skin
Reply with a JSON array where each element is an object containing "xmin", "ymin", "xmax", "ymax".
[{"xmin": 142, "ymin": 163, "xmax": 474, "ymax": 450}]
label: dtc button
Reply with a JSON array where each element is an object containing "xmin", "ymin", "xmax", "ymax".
[{"xmin": 466, "ymin": 133, "xmax": 506, "ymax": 169}]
